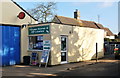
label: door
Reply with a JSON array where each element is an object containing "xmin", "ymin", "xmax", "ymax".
[
  {"xmin": 61, "ymin": 36, "xmax": 68, "ymax": 64},
  {"xmin": 2, "ymin": 26, "xmax": 20, "ymax": 66},
  {"xmin": 0, "ymin": 26, "xmax": 2, "ymax": 66}
]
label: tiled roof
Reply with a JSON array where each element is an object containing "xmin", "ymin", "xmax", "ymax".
[
  {"xmin": 80, "ymin": 20, "xmax": 98, "ymax": 29},
  {"xmin": 94, "ymin": 23, "xmax": 114, "ymax": 36},
  {"xmin": 102, "ymin": 27, "xmax": 114, "ymax": 36},
  {"xmin": 53, "ymin": 15, "xmax": 99, "ymax": 29},
  {"xmin": 53, "ymin": 15, "xmax": 114, "ymax": 36},
  {"xmin": 54, "ymin": 16, "xmax": 82, "ymax": 26},
  {"xmin": 95, "ymin": 23, "xmax": 104, "ymax": 29}
]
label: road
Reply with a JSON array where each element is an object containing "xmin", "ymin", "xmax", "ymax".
[
  {"xmin": 55, "ymin": 54, "xmax": 120, "ymax": 76},
  {"xmin": 1, "ymin": 54, "xmax": 120, "ymax": 78}
]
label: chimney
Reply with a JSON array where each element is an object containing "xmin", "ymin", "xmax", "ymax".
[{"xmin": 74, "ymin": 9, "xmax": 80, "ymax": 19}]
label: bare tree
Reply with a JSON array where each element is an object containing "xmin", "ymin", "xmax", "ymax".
[{"xmin": 27, "ymin": 2, "xmax": 57, "ymax": 22}]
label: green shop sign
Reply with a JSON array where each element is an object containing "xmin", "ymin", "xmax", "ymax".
[{"xmin": 28, "ymin": 25, "xmax": 50, "ymax": 35}]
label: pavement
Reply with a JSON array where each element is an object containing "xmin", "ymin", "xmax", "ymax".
[{"xmin": 1, "ymin": 54, "xmax": 119, "ymax": 77}]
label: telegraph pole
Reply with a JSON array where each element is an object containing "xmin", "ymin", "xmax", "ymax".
[{"xmin": 98, "ymin": 15, "xmax": 100, "ymax": 23}]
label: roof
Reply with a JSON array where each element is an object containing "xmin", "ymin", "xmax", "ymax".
[
  {"xmin": 53, "ymin": 15, "xmax": 99, "ymax": 29},
  {"xmin": 103, "ymin": 27, "xmax": 114, "ymax": 36},
  {"xmin": 95, "ymin": 23, "xmax": 104, "ymax": 29},
  {"xmin": 11, "ymin": 0, "xmax": 38, "ymax": 21},
  {"xmin": 53, "ymin": 15, "xmax": 114, "ymax": 36},
  {"xmin": 94, "ymin": 23, "xmax": 114, "ymax": 36},
  {"xmin": 53, "ymin": 15, "xmax": 82, "ymax": 26},
  {"xmin": 80, "ymin": 20, "xmax": 98, "ymax": 29}
]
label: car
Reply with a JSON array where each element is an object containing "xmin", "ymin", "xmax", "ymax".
[{"xmin": 114, "ymin": 44, "xmax": 120, "ymax": 59}]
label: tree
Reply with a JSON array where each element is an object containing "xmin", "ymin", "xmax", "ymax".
[{"xmin": 27, "ymin": 2, "xmax": 57, "ymax": 22}]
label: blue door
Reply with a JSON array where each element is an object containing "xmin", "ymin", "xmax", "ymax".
[
  {"xmin": 0, "ymin": 26, "xmax": 2, "ymax": 66},
  {"xmin": 0, "ymin": 26, "xmax": 20, "ymax": 66}
]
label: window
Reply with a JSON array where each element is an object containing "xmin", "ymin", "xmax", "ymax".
[
  {"xmin": 29, "ymin": 36, "xmax": 43, "ymax": 50},
  {"xmin": 61, "ymin": 36, "xmax": 67, "ymax": 51}
]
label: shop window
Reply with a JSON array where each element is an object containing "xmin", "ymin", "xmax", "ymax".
[{"xmin": 29, "ymin": 36, "xmax": 43, "ymax": 50}]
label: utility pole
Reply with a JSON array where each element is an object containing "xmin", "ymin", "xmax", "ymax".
[{"xmin": 98, "ymin": 15, "xmax": 100, "ymax": 23}]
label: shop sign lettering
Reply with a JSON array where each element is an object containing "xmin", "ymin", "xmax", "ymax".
[{"xmin": 28, "ymin": 25, "xmax": 50, "ymax": 35}]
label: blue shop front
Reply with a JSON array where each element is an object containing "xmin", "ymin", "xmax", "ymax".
[
  {"xmin": 0, "ymin": 0, "xmax": 37, "ymax": 66},
  {"xmin": 0, "ymin": 25, "xmax": 21, "ymax": 66}
]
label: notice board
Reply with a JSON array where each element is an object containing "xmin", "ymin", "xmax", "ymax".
[
  {"xmin": 43, "ymin": 40, "xmax": 51, "ymax": 50},
  {"xmin": 40, "ymin": 40, "xmax": 51, "ymax": 67},
  {"xmin": 40, "ymin": 50, "xmax": 50, "ymax": 63}
]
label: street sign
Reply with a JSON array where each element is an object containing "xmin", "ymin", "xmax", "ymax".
[{"xmin": 28, "ymin": 25, "xmax": 50, "ymax": 35}]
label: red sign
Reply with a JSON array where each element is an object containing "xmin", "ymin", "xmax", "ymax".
[{"xmin": 17, "ymin": 12, "xmax": 25, "ymax": 19}]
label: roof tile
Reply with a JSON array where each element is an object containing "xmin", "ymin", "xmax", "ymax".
[{"xmin": 53, "ymin": 15, "xmax": 114, "ymax": 36}]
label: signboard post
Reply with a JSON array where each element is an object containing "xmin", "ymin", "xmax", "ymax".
[
  {"xmin": 96, "ymin": 43, "xmax": 98, "ymax": 63},
  {"xmin": 39, "ymin": 40, "xmax": 51, "ymax": 67}
]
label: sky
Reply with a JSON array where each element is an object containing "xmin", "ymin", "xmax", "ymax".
[{"xmin": 13, "ymin": 0, "xmax": 118, "ymax": 34}]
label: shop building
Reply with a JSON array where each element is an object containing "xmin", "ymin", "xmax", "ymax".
[
  {"xmin": 21, "ymin": 10, "xmax": 105, "ymax": 65},
  {"xmin": 0, "ymin": 0, "xmax": 37, "ymax": 66},
  {"xmin": 0, "ymin": 1, "xmax": 108, "ymax": 66}
]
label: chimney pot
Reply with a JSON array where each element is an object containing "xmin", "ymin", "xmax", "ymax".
[{"xmin": 74, "ymin": 9, "xmax": 80, "ymax": 19}]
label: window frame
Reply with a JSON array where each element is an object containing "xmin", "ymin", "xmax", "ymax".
[{"xmin": 28, "ymin": 35, "xmax": 43, "ymax": 51}]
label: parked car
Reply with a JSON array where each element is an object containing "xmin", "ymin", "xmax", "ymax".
[{"xmin": 114, "ymin": 44, "xmax": 120, "ymax": 59}]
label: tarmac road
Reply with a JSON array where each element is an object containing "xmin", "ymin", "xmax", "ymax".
[
  {"xmin": 55, "ymin": 60, "xmax": 119, "ymax": 76},
  {"xmin": 1, "ymin": 54, "xmax": 120, "ymax": 78},
  {"xmin": 55, "ymin": 54, "xmax": 120, "ymax": 76}
]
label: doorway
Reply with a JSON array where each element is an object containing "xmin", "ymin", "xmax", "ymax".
[{"xmin": 61, "ymin": 36, "xmax": 68, "ymax": 64}]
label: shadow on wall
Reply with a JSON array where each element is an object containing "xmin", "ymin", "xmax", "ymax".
[
  {"xmin": 51, "ymin": 36, "xmax": 61, "ymax": 64},
  {"xmin": 68, "ymin": 26, "xmax": 104, "ymax": 62},
  {"xmin": 51, "ymin": 24, "xmax": 104, "ymax": 65}
]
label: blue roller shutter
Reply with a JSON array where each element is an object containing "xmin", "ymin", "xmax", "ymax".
[
  {"xmin": 0, "ymin": 26, "xmax": 20, "ymax": 66},
  {"xmin": 0, "ymin": 26, "xmax": 2, "ymax": 66}
]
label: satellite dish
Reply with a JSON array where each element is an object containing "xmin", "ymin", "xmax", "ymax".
[{"xmin": 17, "ymin": 12, "xmax": 25, "ymax": 19}]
